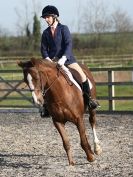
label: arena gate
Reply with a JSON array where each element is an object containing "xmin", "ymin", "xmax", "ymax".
[{"xmin": 0, "ymin": 67, "xmax": 133, "ymax": 113}]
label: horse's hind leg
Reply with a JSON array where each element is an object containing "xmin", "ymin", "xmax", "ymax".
[
  {"xmin": 76, "ymin": 118, "xmax": 95, "ymax": 162},
  {"xmin": 53, "ymin": 120, "xmax": 75, "ymax": 166},
  {"xmin": 89, "ymin": 110, "xmax": 102, "ymax": 155}
]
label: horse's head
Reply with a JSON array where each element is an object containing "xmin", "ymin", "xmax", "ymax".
[{"xmin": 18, "ymin": 58, "xmax": 46, "ymax": 106}]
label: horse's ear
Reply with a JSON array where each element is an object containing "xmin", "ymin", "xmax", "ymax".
[
  {"xmin": 17, "ymin": 60, "xmax": 24, "ymax": 68},
  {"xmin": 30, "ymin": 57, "xmax": 41, "ymax": 69},
  {"xmin": 17, "ymin": 60, "xmax": 34, "ymax": 68},
  {"xmin": 30, "ymin": 57, "xmax": 37, "ymax": 66}
]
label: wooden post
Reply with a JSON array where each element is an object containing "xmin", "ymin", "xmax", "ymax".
[
  {"xmin": 108, "ymin": 70, "xmax": 115, "ymax": 111},
  {"xmin": 81, "ymin": 60, "xmax": 84, "ymax": 64},
  {"xmin": 112, "ymin": 71, "xmax": 115, "ymax": 110}
]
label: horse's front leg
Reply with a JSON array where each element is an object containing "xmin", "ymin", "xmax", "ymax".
[
  {"xmin": 76, "ymin": 118, "xmax": 95, "ymax": 162},
  {"xmin": 89, "ymin": 110, "xmax": 102, "ymax": 155},
  {"xmin": 53, "ymin": 120, "xmax": 75, "ymax": 166}
]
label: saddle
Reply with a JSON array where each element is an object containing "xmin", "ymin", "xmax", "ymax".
[
  {"xmin": 57, "ymin": 64, "xmax": 83, "ymax": 91},
  {"xmin": 56, "ymin": 64, "xmax": 74, "ymax": 86},
  {"xmin": 56, "ymin": 64, "xmax": 92, "ymax": 91}
]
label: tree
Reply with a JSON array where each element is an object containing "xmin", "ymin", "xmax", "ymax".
[
  {"xmin": 82, "ymin": 0, "xmax": 111, "ymax": 34},
  {"xmin": 15, "ymin": 0, "xmax": 32, "ymax": 36},
  {"xmin": 0, "ymin": 27, "xmax": 10, "ymax": 37},
  {"xmin": 112, "ymin": 8, "xmax": 133, "ymax": 32},
  {"xmin": 111, "ymin": 8, "xmax": 133, "ymax": 52},
  {"xmin": 81, "ymin": 0, "xmax": 112, "ymax": 49},
  {"xmin": 15, "ymin": 0, "xmax": 42, "ymax": 37},
  {"xmin": 33, "ymin": 13, "xmax": 41, "ymax": 50},
  {"xmin": 26, "ymin": 24, "xmax": 31, "ymax": 38}
]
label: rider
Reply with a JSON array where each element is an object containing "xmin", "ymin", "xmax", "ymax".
[{"xmin": 40, "ymin": 5, "xmax": 99, "ymax": 110}]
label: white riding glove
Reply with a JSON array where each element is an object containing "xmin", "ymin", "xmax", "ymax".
[
  {"xmin": 45, "ymin": 57, "xmax": 52, "ymax": 62},
  {"xmin": 58, "ymin": 56, "xmax": 67, "ymax": 66}
]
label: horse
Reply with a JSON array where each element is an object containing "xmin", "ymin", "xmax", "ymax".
[{"xmin": 18, "ymin": 58, "xmax": 102, "ymax": 165}]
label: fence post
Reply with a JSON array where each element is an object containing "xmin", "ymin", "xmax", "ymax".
[
  {"xmin": 112, "ymin": 71, "xmax": 115, "ymax": 110},
  {"xmin": 108, "ymin": 70, "xmax": 114, "ymax": 111},
  {"xmin": 81, "ymin": 60, "xmax": 84, "ymax": 64}
]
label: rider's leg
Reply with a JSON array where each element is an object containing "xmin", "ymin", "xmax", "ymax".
[{"xmin": 68, "ymin": 63, "xmax": 99, "ymax": 109}]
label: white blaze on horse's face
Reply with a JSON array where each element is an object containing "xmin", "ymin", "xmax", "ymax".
[
  {"xmin": 27, "ymin": 74, "xmax": 34, "ymax": 90},
  {"xmin": 27, "ymin": 73, "xmax": 40, "ymax": 105}
]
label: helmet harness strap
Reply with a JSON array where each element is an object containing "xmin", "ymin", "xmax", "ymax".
[{"xmin": 50, "ymin": 15, "xmax": 57, "ymax": 26}]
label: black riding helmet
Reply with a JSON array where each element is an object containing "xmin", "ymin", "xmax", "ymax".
[{"xmin": 41, "ymin": 5, "xmax": 59, "ymax": 18}]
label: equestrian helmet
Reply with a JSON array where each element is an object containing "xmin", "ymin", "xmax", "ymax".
[{"xmin": 41, "ymin": 5, "xmax": 59, "ymax": 18}]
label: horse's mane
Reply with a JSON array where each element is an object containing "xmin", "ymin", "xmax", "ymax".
[
  {"xmin": 32, "ymin": 58, "xmax": 57, "ymax": 69},
  {"xmin": 18, "ymin": 58, "xmax": 56, "ymax": 70}
]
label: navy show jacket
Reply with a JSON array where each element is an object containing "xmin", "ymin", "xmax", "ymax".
[{"xmin": 41, "ymin": 23, "xmax": 76, "ymax": 65}]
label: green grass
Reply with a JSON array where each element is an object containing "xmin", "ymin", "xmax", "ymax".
[
  {"xmin": 98, "ymin": 100, "xmax": 133, "ymax": 111},
  {"xmin": 96, "ymin": 85, "xmax": 133, "ymax": 111},
  {"xmin": 0, "ymin": 73, "xmax": 23, "ymax": 80},
  {"xmin": 0, "ymin": 92, "xmax": 33, "ymax": 107},
  {"xmin": 96, "ymin": 85, "xmax": 133, "ymax": 97},
  {"xmin": 0, "ymin": 99, "xmax": 32, "ymax": 106}
]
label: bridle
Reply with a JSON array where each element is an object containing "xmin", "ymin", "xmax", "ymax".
[
  {"xmin": 29, "ymin": 65, "xmax": 61, "ymax": 97},
  {"xmin": 22, "ymin": 64, "xmax": 70, "ymax": 97},
  {"xmin": 40, "ymin": 69, "xmax": 60, "ymax": 96}
]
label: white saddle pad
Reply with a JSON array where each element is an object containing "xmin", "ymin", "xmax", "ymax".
[
  {"xmin": 61, "ymin": 65, "xmax": 93, "ymax": 91},
  {"xmin": 72, "ymin": 78, "xmax": 93, "ymax": 91}
]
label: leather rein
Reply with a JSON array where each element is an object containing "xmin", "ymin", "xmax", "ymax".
[{"xmin": 38, "ymin": 66, "xmax": 60, "ymax": 96}]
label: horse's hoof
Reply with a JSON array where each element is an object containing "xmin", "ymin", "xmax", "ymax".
[
  {"xmin": 69, "ymin": 161, "xmax": 75, "ymax": 166},
  {"xmin": 94, "ymin": 144, "xmax": 102, "ymax": 155},
  {"xmin": 87, "ymin": 154, "xmax": 95, "ymax": 162}
]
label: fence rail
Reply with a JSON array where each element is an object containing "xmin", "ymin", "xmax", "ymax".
[
  {"xmin": 0, "ymin": 54, "xmax": 133, "ymax": 67},
  {"xmin": 0, "ymin": 67, "xmax": 133, "ymax": 113}
]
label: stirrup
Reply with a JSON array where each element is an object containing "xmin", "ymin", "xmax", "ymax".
[
  {"xmin": 83, "ymin": 93, "xmax": 100, "ymax": 110},
  {"xmin": 88, "ymin": 98, "xmax": 100, "ymax": 110}
]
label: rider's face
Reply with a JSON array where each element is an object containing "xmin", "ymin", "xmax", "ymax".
[{"xmin": 44, "ymin": 15, "xmax": 53, "ymax": 26}]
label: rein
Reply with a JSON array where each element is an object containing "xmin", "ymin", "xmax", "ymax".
[{"xmin": 39, "ymin": 66, "xmax": 60, "ymax": 96}]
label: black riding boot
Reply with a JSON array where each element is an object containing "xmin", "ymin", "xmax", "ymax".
[{"xmin": 82, "ymin": 80, "xmax": 100, "ymax": 109}]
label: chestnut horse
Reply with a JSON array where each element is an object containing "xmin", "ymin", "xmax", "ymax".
[{"xmin": 18, "ymin": 58, "xmax": 102, "ymax": 165}]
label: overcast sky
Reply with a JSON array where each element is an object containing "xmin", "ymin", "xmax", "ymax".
[{"xmin": 0, "ymin": 0, "xmax": 133, "ymax": 35}]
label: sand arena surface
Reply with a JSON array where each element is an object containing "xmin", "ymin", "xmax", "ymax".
[{"xmin": 0, "ymin": 113, "xmax": 132, "ymax": 177}]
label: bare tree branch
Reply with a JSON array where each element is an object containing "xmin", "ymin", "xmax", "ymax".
[{"xmin": 112, "ymin": 8, "xmax": 133, "ymax": 32}]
